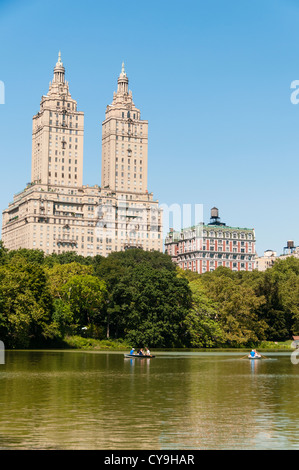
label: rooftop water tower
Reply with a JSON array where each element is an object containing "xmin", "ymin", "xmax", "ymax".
[
  {"xmin": 283, "ymin": 240, "xmax": 295, "ymax": 255},
  {"xmin": 208, "ymin": 207, "xmax": 226, "ymax": 226}
]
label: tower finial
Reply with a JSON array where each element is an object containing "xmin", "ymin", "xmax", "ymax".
[
  {"xmin": 120, "ymin": 61, "xmax": 126, "ymax": 78},
  {"xmin": 117, "ymin": 61, "xmax": 128, "ymax": 94},
  {"xmin": 56, "ymin": 51, "xmax": 63, "ymax": 66},
  {"xmin": 53, "ymin": 50, "xmax": 65, "ymax": 84}
]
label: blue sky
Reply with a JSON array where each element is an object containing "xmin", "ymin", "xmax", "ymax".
[{"xmin": 0, "ymin": 0, "xmax": 298, "ymax": 255}]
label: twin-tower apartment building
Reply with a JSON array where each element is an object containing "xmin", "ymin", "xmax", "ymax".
[
  {"xmin": 2, "ymin": 53, "xmax": 256, "ymax": 273},
  {"xmin": 2, "ymin": 54, "xmax": 163, "ymax": 256}
]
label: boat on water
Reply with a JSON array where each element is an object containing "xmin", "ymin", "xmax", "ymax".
[
  {"xmin": 247, "ymin": 349, "xmax": 262, "ymax": 359},
  {"xmin": 124, "ymin": 354, "xmax": 155, "ymax": 359}
]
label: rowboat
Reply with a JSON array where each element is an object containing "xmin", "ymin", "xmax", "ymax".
[
  {"xmin": 248, "ymin": 355, "xmax": 261, "ymax": 359},
  {"xmin": 124, "ymin": 354, "xmax": 155, "ymax": 359}
]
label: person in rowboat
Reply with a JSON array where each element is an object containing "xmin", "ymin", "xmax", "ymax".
[
  {"xmin": 249, "ymin": 349, "xmax": 261, "ymax": 358},
  {"xmin": 145, "ymin": 347, "xmax": 151, "ymax": 356},
  {"xmin": 129, "ymin": 348, "xmax": 135, "ymax": 355}
]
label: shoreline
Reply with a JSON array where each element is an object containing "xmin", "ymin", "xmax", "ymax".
[{"xmin": 3, "ymin": 337, "xmax": 295, "ymax": 353}]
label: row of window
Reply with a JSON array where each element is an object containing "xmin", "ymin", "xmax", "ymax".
[
  {"xmin": 49, "ymin": 127, "xmax": 79, "ymax": 135},
  {"xmin": 115, "ymin": 136, "xmax": 143, "ymax": 142},
  {"xmin": 116, "ymin": 158, "xmax": 143, "ymax": 164},
  {"xmin": 120, "ymin": 112, "xmax": 138, "ymax": 119},
  {"xmin": 49, "ymin": 172, "xmax": 78, "ymax": 177},
  {"xmin": 54, "ymin": 102, "xmax": 77, "ymax": 111},
  {"xmin": 180, "ymin": 231, "xmax": 253, "ymax": 240},
  {"xmin": 49, "ymin": 135, "xmax": 78, "ymax": 142},
  {"xmin": 183, "ymin": 262, "xmax": 253, "ymax": 270},
  {"xmin": 49, "ymin": 120, "xmax": 78, "ymax": 128},
  {"xmin": 50, "ymin": 111, "xmax": 78, "ymax": 119},
  {"xmin": 203, "ymin": 231, "xmax": 253, "ymax": 239},
  {"xmin": 115, "ymin": 172, "xmax": 142, "ymax": 178},
  {"xmin": 49, "ymin": 159, "xmax": 78, "ymax": 166},
  {"xmin": 116, "ymin": 165, "xmax": 143, "ymax": 171},
  {"xmin": 187, "ymin": 246, "xmax": 250, "ymax": 254},
  {"xmin": 49, "ymin": 164, "xmax": 78, "ymax": 170}
]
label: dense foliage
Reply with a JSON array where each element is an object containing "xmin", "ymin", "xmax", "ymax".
[{"xmin": 0, "ymin": 240, "xmax": 298, "ymax": 349}]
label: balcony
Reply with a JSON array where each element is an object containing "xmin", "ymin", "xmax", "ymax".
[{"xmin": 56, "ymin": 239, "xmax": 77, "ymax": 248}]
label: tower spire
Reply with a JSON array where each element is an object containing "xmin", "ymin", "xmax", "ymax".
[
  {"xmin": 53, "ymin": 50, "xmax": 65, "ymax": 84},
  {"xmin": 120, "ymin": 62, "xmax": 126, "ymax": 78},
  {"xmin": 57, "ymin": 50, "xmax": 63, "ymax": 66},
  {"xmin": 117, "ymin": 61, "xmax": 129, "ymax": 94}
]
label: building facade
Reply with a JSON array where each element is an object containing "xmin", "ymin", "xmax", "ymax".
[
  {"xmin": 2, "ymin": 54, "xmax": 163, "ymax": 256},
  {"xmin": 31, "ymin": 52, "xmax": 84, "ymax": 188},
  {"xmin": 254, "ymin": 249, "xmax": 277, "ymax": 271},
  {"xmin": 102, "ymin": 63, "xmax": 148, "ymax": 194},
  {"xmin": 255, "ymin": 241, "xmax": 298, "ymax": 271},
  {"xmin": 164, "ymin": 208, "xmax": 256, "ymax": 273}
]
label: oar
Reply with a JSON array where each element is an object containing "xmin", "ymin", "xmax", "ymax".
[
  {"xmin": 259, "ymin": 353, "xmax": 267, "ymax": 359},
  {"xmin": 240, "ymin": 354, "xmax": 249, "ymax": 359}
]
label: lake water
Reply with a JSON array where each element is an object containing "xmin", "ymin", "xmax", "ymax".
[{"xmin": 0, "ymin": 350, "xmax": 299, "ymax": 450}]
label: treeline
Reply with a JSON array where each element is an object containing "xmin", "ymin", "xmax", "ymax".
[{"xmin": 0, "ymin": 240, "xmax": 298, "ymax": 349}]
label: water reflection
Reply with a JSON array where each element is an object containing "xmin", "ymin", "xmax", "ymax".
[{"xmin": 0, "ymin": 351, "xmax": 298, "ymax": 449}]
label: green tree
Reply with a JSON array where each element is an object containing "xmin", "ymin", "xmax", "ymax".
[
  {"xmin": 44, "ymin": 251, "xmax": 93, "ymax": 268},
  {"xmin": 269, "ymin": 257, "xmax": 299, "ymax": 336},
  {"xmin": 94, "ymin": 248, "xmax": 176, "ymax": 276},
  {"xmin": 62, "ymin": 274, "xmax": 108, "ymax": 327},
  {"xmin": 110, "ymin": 264, "xmax": 191, "ymax": 347},
  {"xmin": 52, "ymin": 298, "xmax": 74, "ymax": 337},
  {"xmin": 184, "ymin": 279, "xmax": 225, "ymax": 347},
  {"xmin": 0, "ymin": 256, "xmax": 55, "ymax": 348},
  {"xmin": 0, "ymin": 240, "xmax": 7, "ymax": 265},
  {"xmin": 45, "ymin": 262, "xmax": 94, "ymax": 299},
  {"xmin": 201, "ymin": 267, "xmax": 267, "ymax": 346},
  {"xmin": 7, "ymin": 248, "xmax": 45, "ymax": 265},
  {"xmin": 93, "ymin": 249, "xmax": 179, "ymax": 342}
]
